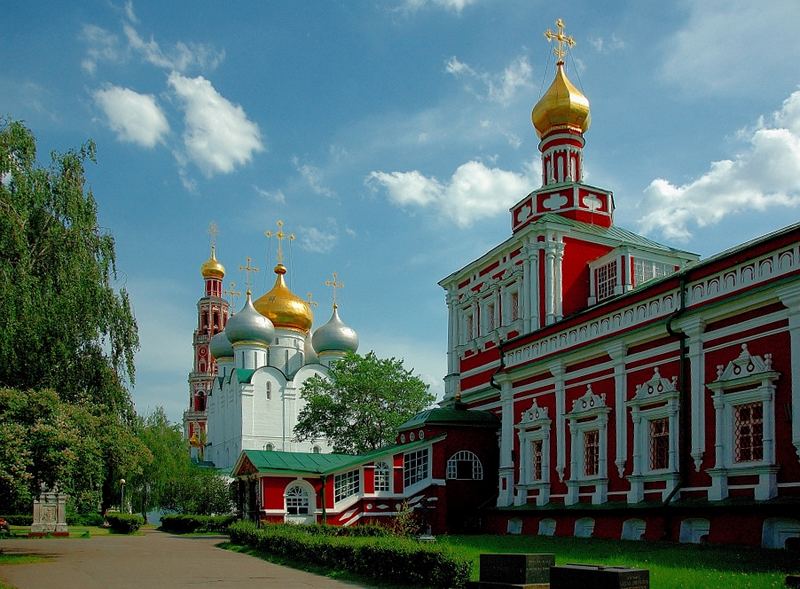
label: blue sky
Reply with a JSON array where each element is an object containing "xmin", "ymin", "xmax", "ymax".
[{"xmin": 4, "ymin": 0, "xmax": 800, "ymax": 422}]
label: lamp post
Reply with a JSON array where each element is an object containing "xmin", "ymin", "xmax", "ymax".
[{"xmin": 120, "ymin": 479, "xmax": 126, "ymax": 513}]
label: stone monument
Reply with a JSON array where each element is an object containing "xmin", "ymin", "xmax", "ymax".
[{"xmin": 30, "ymin": 487, "xmax": 69, "ymax": 537}]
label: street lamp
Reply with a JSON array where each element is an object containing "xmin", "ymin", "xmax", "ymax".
[{"xmin": 120, "ymin": 478, "xmax": 126, "ymax": 513}]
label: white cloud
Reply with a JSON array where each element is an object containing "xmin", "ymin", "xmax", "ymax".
[
  {"xmin": 400, "ymin": 0, "xmax": 476, "ymax": 14},
  {"xmin": 445, "ymin": 55, "xmax": 532, "ymax": 105},
  {"xmin": 588, "ymin": 34, "xmax": 625, "ymax": 54},
  {"xmin": 168, "ymin": 72, "xmax": 264, "ymax": 176},
  {"xmin": 637, "ymin": 89, "xmax": 800, "ymax": 241},
  {"xmin": 292, "ymin": 156, "xmax": 336, "ymax": 197},
  {"xmin": 124, "ymin": 0, "xmax": 138, "ymax": 23},
  {"xmin": 367, "ymin": 160, "xmax": 534, "ymax": 228},
  {"xmin": 254, "ymin": 185, "xmax": 286, "ymax": 204},
  {"xmin": 79, "ymin": 24, "xmax": 121, "ymax": 74},
  {"xmin": 298, "ymin": 223, "xmax": 339, "ymax": 253},
  {"xmin": 123, "ymin": 23, "xmax": 224, "ymax": 73},
  {"xmin": 93, "ymin": 85, "xmax": 169, "ymax": 148},
  {"xmin": 661, "ymin": 0, "xmax": 800, "ymax": 94}
]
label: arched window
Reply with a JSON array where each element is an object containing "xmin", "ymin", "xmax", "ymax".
[
  {"xmin": 446, "ymin": 450, "xmax": 483, "ymax": 480},
  {"xmin": 285, "ymin": 484, "xmax": 310, "ymax": 516},
  {"xmin": 264, "ymin": 443, "xmax": 274, "ymax": 451},
  {"xmin": 312, "ymin": 445, "xmax": 321, "ymax": 454},
  {"xmin": 374, "ymin": 461, "xmax": 391, "ymax": 492}
]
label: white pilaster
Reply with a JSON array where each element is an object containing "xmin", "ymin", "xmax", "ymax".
[
  {"xmin": 777, "ymin": 285, "xmax": 800, "ymax": 460},
  {"xmin": 529, "ymin": 246, "xmax": 540, "ymax": 331},
  {"xmin": 683, "ymin": 317, "xmax": 706, "ymax": 471},
  {"xmin": 554, "ymin": 240, "xmax": 565, "ymax": 321},
  {"xmin": 549, "ymin": 361, "xmax": 566, "ymax": 481},
  {"xmin": 497, "ymin": 378, "xmax": 515, "ymax": 507},
  {"xmin": 607, "ymin": 342, "xmax": 628, "ymax": 477},
  {"xmin": 544, "ymin": 239, "xmax": 556, "ymax": 325}
]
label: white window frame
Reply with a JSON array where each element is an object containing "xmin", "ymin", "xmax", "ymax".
[
  {"xmin": 373, "ymin": 460, "xmax": 392, "ymax": 494},
  {"xmin": 284, "ymin": 480, "xmax": 316, "ymax": 525},
  {"xmin": 333, "ymin": 469, "xmax": 361, "ymax": 503},
  {"xmin": 515, "ymin": 400, "xmax": 551, "ymax": 506},
  {"xmin": 632, "ymin": 257, "xmax": 673, "ymax": 287},
  {"xmin": 626, "ymin": 368, "xmax": 681, "ymax": 503},
  {"xmin": 707, "ymin": 344, "xmax": 778, "ymax": 501},
  {"xmin": 403, "ymin": 448, "xmax": 430, "ymax": 491},
  {"xmin": 446, "ymin": 450, "xmax": 484, "ymax": 480},
  {"xmin": 566, "ymin": 386, "xmax": 610, "ymax": 505},
  {"xmin": 587, "ymin": 251, "xmax": 622, "ymax": 305}
]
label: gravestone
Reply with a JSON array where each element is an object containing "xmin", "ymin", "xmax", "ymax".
[
  {"xmin": 466, "ymin": 553, "xmax": 555, "ymax": 589},
  {"xmin": 30, "ymin": 488, "xmax": 69, "ymax": 537},
  {"xmin": 550, "ymin": 564, "xmax": 649, "ymax": 589}
]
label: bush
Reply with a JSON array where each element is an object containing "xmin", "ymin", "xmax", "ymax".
[
  {"xmin": 105, "ymin": 513, "xmax": 143, "ymax": 534},
  {"xmin": 288, "ymin": 522, "xmax": 392, "ymax": 537},
  {"xmin": 228, "ymin": 521, "xmax": 471, "ymax": 588},
  {"xmin": 160, "ymin": 514, "xmax": 237, "ymax": 534},
  {"xmin": 66, "ymin": 512, "xmax": 105, "ymax": 526},
  {"xmin": 0, "ymin": 514, "xmax": 32, "ymax": 526}
]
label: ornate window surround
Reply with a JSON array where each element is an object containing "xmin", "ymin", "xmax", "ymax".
[
  {"xmin": 626, "ymin": 368, "xmax": 680, "ymax": 503},
  {"xmin": 707, "ymin": 344, "xmax": 779, "ymax": 501},
  {"xmin": 515, "ymin": 399, "xmax": 551, "ymax": 506},
  {"xmin": 566, "ymin": 385, "xmax": 610, "ymax": 505}
]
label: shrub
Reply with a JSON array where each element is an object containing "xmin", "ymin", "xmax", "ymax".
[
  {"xmin": 0, "ymin": 514, "xmax": 33, "ymax": 526},
  {"xmin": 105, "ymin": 513, "xmax": 143, "ymax": 534},
  {"xmin": 228, "ymin": 521, "xmax": 471, "ymax": 588},
  {"xmin": 160, "ymin": 514, "xmax": 237, "ymax": 534},
  {"xmin": 66, "ymin": 512, "xmax": 105, "ymax": 526}
]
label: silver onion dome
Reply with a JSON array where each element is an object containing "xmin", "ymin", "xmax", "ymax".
[
  {"xmin": 312, "ymin": 305, "xmax": 358, "ymax": 354},
  {"xmin": 210, "ymin": 329, "xmax": 234, "ymax": 360},
  {"xmin": 225, "ymin": 292, "xmax": 275, "ymax": 346}
]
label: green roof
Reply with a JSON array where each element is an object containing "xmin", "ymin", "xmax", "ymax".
[
  {"xmin": 398, "ymin": 406, "xmax": 500, "ymax": 431},
  {"xmin": 237, "ymin": 434, "xmax": 445, "ymax": 477},
  {"xmin": 236, "ymin": 368, "xmax": 256, "ymax": 383}
]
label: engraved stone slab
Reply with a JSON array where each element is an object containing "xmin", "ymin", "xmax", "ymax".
[
  {"xmin": 479, "ymin": 553, "xmax": 555, "ymax": 584},
  {"xmin": 550, "ymin": 564, "xmax": 649, "ymax": 589}
]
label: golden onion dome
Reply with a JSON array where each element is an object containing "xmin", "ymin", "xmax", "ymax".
[
  {"xmin": 200, "ymin": 246, "xmax": 225, "ymax": 279},
  {"xmin": 254, "ymin": 264, "xmax": 313, "ymax": 333},
  {"xmin": 531, "ymin": 62, "xmax": 591, "ymax": 139}
]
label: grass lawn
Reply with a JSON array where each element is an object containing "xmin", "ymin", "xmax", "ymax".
[
  {"xmin": 438, "ymin": 534, "xmax": 800, "ymax": 589},
  {"xmin": 7, "ymin": 525, "xmax": 117, "ymax": 538}
]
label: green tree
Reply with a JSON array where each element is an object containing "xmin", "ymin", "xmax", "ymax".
[
  {"xmin": 0, "ymin": 119, "xmax": 139, "ymax": 414},
  {"xmin": 161, "ymin": 467, "xmax": 233, "ymax": 515},
  {"xmin": 294, "ymin": 351, "xmax": 434, "ymax": 454}
]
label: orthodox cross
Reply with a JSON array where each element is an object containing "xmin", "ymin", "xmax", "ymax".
[
  {"xmin": 239, "ymin": 257, "xmax": 259, "ymax": 295},
  {"xmin": 306, "ymin": 292, "xmax": 319, "ymax": 309},
  {"xmin": 324, "ymin": 272, "xmax": 344, "ymax": 308},
  {"xmin": 208, "ymin": 221, "xmax": 219, "ymax": 250},
  {"xmin": 264, "ymin": 220, "xmax": 295, "ymax": 264},
  {"xmin": 224, "ymin": 281, "xmax": 241, "ymax": 307},
  {"xmin": 544, "ymin": 18, "xmax": 575, "ymax": 62}
]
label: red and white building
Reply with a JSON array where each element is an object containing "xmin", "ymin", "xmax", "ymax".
[{"xmin": 231, "ymin": 26, "xmax": 800, "ymax": 549}]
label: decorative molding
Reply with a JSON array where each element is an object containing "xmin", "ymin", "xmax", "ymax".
[
  {"xmin": 570, "ymin": 385, "xmax": 608, "ymax": 415},
  {"xmin": 630, "ymin": 368, "xmax": 678, "ymax": 405},
  {"xmin": 519, "ymin": 399, "xmax": 550, "ymax": 425},
  {"xmin": 709, "ymin": 344, "xmax": 776, "ymax": 388}
]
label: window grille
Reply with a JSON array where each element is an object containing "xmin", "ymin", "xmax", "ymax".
[
  {"xmin": 465, "ymin": 313, "xmax": 474, "ymax": 341},
  {"xmin": 446, "ymin": 451, "xmax": 484, "ymax": 480},
  {"xmin": 584, "ymin": 430, "xmax": 600, "ymax": 477},
  {"xmin": 404, "ymin": 449, "xmax": 429, "ymax": 487},
  {"xmin": 734, "ymin": 402, "xmax": 764, "ymax": 462},
  {"xmin": 285, "ymin": 485, "xmax": 309, "ymax": 515},
  {"xmin": 649, "ymin": 417, "xmax": 670, "ymax": 470},
  {"xmin": 486, "ymin": 303, "xmax": 496, "ymax": 332},
  {"xmin": 510, "ymin": 291, "xmax": 520, "ymax": 322},
  {"xmin": 531, "ymin": 439, "xmax": 543, "ymax": 481},
  {"xmin": 374, "ymin": 461, "xmax": 391, "ymax": 491},
  {"xmin": 633, "ymin": 259, "xmax": 672, "ymax": 287},
  {"xmin": 334, "ymin": 469, "xmax": 360, "ymax": 502},
  {"xmin": 595, "ymin": 261, "xmax": 618, "ymax": 301}
]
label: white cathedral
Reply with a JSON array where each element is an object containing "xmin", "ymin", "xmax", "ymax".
[{"xmin": 185, "ymin": 235, "xmax": 359, "ymax": 473}]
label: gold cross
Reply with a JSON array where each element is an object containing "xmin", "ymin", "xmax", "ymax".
[
  {"xmin": 264, "ymin": 220, "xmax": 295, "ymax": 265},
  {"xmin": 306, "ymin": 292, "xmax": 319, "ymax": 308},
  {"xmin": 544, "ymin": 18, "xmax": 575, "ymax": 63},
  {"xmin": 324, "ymin": 272, "xmax": 344, "ymax": 308},
  {"xmin": 224, "ymin": 281, "xmax": 242, "ymax": 307},
  {"xmin": 239, "ymin": 257, "xmax": 259, "ymax": 295},
  {"xmin": 208, "ymin": 221, "xmax": 219, "ymax": 248}
]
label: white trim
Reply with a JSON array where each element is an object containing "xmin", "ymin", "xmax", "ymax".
[{"xmin": 566, "ymin": 385, "xmax": 610, "ymax": 505}]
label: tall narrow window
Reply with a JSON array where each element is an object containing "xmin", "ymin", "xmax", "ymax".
[
  {"xmin": 374, "ymin": 461, "xmax": 391, "ymax": 492},
  {"xmin": 595, "ymin": 261, "xmax": 618, "ymax": 301},
  {"xmin": 465, "ymin": 313, "xmax": 474, "ymax": 342},
  {"xmin": 584, "ymin": 430, "xmax": 600, "ymax": 477},
  {"xmin": 531, "ymin": 439, "xmax": 543, "ymax": 481},
  {"xmin": 734, "ymin": 402, "xmax": 764, "ymax": 462},
  {"xmin": 486, "ymin": 302, "xmax": 496, "ymax": 332},
  {"xmin": 649, "ymin": 417, "xmax": 670, "ymax": 470},
  {"xmin": 404, "ymin": 449, "xmax": 429, "ymax": 487},
  {"xmin": 510, "ymin": 291, "xmax": 520, "ymax": 322}
]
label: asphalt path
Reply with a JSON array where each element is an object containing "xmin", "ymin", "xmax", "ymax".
[{"xmin": 0, "ymin": 529, "xmax": 364, "ymax": 588}]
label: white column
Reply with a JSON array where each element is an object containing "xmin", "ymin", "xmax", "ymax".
[
  {"xmin": 521, "ymin": 253, "xmax": 531, "ymax": 332},
  {"xmin": 683, "ymin": 317, "xmax": 706, "ymax": 471},
  {"xmin": 566, "ymin": 421, "xmax": 578, "ymax": 505},
  {"xmin": 608, "ymin": 342, "xmax": 627, "ymax": 477},
  {"xmin": 497, "ymin": 378, "xmax": 515, "ymax": 507},
  {"xmin": 529, "ymin": 247, "xmax": 540, "ymax": 331},
  {"xmin": 550, "ymin": 361, "xmax": 566, "ymax": 481},
  {"xmin": 554, "ymin": 240, "xmax": 565, "ymax": 321},
  {"xmin": 777, "ymin": 285, "xmax": 800, "ymax": 460},
  {"xmin": 668, "ymin": 400, "xmax": 679, "ymax": 472},
  {"xmin": 709, "ymin": 390, "xmax": 727, "ymax": 501},
  {"xmin": 544, "ymin": 240, "xmax": 556, "ymax": 325}
]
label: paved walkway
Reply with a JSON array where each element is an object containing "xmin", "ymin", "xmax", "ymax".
[{"xmin": 0, "ymin": 530, "xmax": 364, "ymax": 588}]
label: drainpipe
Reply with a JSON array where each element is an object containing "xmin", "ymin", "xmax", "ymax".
[
  {"xmin": 664, "ymin": 275, "xmax": 689, "ymax": 510},
  {"xmin": 320, "ymin": 475, "xmax": 327, "ymax": 524},
  {"xmin": 490, "ymin": 338, "xmax": 507, "ymax": 392}
]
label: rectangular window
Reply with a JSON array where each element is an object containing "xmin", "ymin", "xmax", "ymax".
[
  {"xmin": 633, "ymin": 259, "xmax": 673, "ymax": 287},
  {"xmin": 486, "ymin": 302, "xmax": 496, "ymax": 332},
  {"xmin": 584, "ymin": 430, "xmax": 599, "ymax": 477},
  {"xmin": 531, "ymin": 439, "xmax": 543, "ymax": 481},
  {"xmin": 334, "ymin": 469, "xmax": 360, "ymax": 502},
  {"xmin": 374, "ymin": 462, "xmax": 391, "ymax": 492},
  {"xmin": 649, "ymin": 417, "xmax": 670, "ymax": 470},
  {"xmin": 510, "ymin": 291, "xmax": 520, "ymax": 322},
  {"xmin": 465, "ymin": 313, "xmax": 474, "ymax": 342},
  {"xmin": 734, "ymin": 402, "xmax": 764, "ymax": 462},
  {"xmin": 404, "ymin": 449, "xmax": 429, "ymax": 488},
  {"xmin": 595, "ymin": 261, "xmax": 618, "ymax": 301}
]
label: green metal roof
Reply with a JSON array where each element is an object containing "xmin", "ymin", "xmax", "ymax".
[
  {"xmin": 398, "ymin": 406, "xmax": 500, "ymax": 431},
  {"xmin": 237, "ymin": 434, "xmax": 445, "ymax": 477},
  {"xmin": 236, "ymin": 368, "xmax": 256, "ymax": 383}
]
